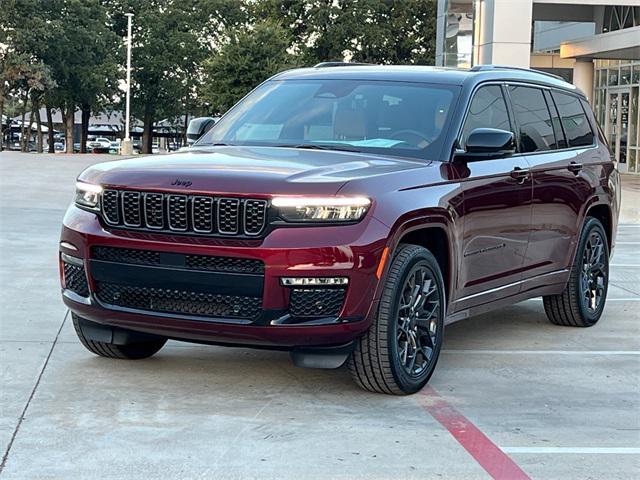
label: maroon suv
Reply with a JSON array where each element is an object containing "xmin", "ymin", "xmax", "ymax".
[{"xmin": 61, "ymin": 64, "xmax": 619, "ymax": 394}]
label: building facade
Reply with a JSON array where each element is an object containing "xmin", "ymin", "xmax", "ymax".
[{"xmin": 436, "ymin": 1, "xmax": 640, "ymax": 173}]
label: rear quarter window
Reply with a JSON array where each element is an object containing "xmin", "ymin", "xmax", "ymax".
[
  {"xmin": 508, "ymin": 85, "xmax": 556, "ymax": 152},
  {"xmin": 551, "ymin": 91, "xmax": 594, "ymax": 147}
]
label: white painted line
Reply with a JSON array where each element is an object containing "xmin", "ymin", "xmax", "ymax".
[
  {"xmin": 618, "ymin": 224, "xmax": 640, "ymax": 227},
  {"xmin": 615, "ymin": 242, "xmax": 640, "ymax": 245},
  {"xmin": 501, "ymin": 447, "xmax": 640, "ymax": 455},
  {"xmin": 442, "ymin": 350, "xmax": 640, "ymax": 355},
  {"xmin": 523, "ymin": 297, "xmax": 640, "ymax": 302},
  {"xmin": 610, "ymin": 264, "xmax": 640, "ymax": 267}
]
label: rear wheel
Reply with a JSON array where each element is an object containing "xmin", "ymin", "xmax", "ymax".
[
  {"xmin": 72, "ymin": 313, "xmax": 166, "ymax": 359},
  {"xmin": 543, "ymin": 217, "xmax": 609, "ymax": 327},
  {"xmin": 348, "ymin": 244, "xmax": 445, "ymax": 394}
]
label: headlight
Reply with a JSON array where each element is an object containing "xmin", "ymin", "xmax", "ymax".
[
  {"xmin": 75, "ymin": 181, "xmax": 102, "ymax": 210},
  {"xmin": 272, "ymin": 196, "xmax": 371, "ymax": 223}
]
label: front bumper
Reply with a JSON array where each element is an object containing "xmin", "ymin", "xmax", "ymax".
[{"xmin": 60, "ymin": 206, "xmax": 388, "ymax": 347}]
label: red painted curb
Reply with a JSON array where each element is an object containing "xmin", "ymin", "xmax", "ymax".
[{"xmin": 418, "ymin": 386, "xmax": 531, "ymax": 480}]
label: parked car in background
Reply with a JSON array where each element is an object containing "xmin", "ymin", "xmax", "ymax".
[
  {"xmin": 87, "ymin": 137, "xmax": 111, "ymax": 153},
  {"xmin": 109, "ymin": 140, "xmax": 121, "ymax": 154},
  {"xmin": 61, "ymin": 64, "xmax": 619, "ymax": 394}
]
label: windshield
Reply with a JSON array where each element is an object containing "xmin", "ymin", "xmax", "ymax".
[{"xmin": 197, "ymin": 79, "xmax": 459, "ymax": 160}]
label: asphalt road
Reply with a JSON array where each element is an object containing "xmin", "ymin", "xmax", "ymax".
[{"xmin": 1, "ymin": 151, "xmax": 639, "ymax": 479}]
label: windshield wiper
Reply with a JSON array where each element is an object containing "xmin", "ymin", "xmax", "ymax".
[{"xmin": 277, "ymin": 143, "xmax": 362, "ymax": 153}]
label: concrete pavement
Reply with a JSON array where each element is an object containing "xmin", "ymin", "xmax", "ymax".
[{"xmin": 1, "ymin": 151, "xmax": 638, "ymax": 479}]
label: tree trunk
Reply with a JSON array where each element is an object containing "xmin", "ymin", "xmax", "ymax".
[
  {"xmin": 26, "ymin": 103, "xmax": 36, "ymax": 152},
  {"xmin": 142, "ymin": 110, "xmax": 154, "ymax": 154},
  {"xmin": 20, "ymin": 93, "xmax": 28, "ymax": 152},
  {"xmin": 46, "ymin": 104, "xmax": 55, "ymax": 153},
  {"xmin": 80, "ymin": 104, "xmax": 90, "ymax": 153},
  {"xmin": 183, "ymin": 113, "xmax": 189, "ymax": 146},
  {"xmin": 64, "ymin": 104, "xmax": 75, "ymax": 154},
  {"xmin": 0, "ymin": 86, "xmax": 4, "ymax": 152},
  {"xmin": 34, "ymin": 99, "xmax": 43, "ymax": 153}
]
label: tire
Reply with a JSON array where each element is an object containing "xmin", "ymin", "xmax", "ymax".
[
  {"xmin": 72, "ymin": 313, "xmax": 166, "ymax": 359},
  {"xmin": 348, "ymin": 244, "xmax": 445, "ymax": 395},
  {"xmin": 543, "ymin": 217, "xmax": 609, "ymax": 327}
]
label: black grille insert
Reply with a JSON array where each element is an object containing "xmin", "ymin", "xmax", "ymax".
[
  {"xmin": 217, "ymin": 198, "xmax": 240, "ymax": 234},
  {"xmin": 63, "ymin": 262, "xmax": 90, "ymax": 297},
  {"xmin": 122, "ymin": 191, "xmax": 142, "ymax": 226},
  {"xmin": 144, "ymin": 193, "xmax": 165, "ymax": 229},
  {"xmin": 95, "ymin": 282, "xmax": 262, "ymax": 320},
  {"xmin": 91, "ymin": 246, "xmax": 264, "ymax": 274},
  {"xmin": 100, "ymin": 189, "xmax": 269, "ymax": 237},
  {"xmin": 289, "ymin": 288, "xmax": 346, "ymax": 318},
  {"xmin": 102, "ymin": 189, "xmax": 119, "ymax": 224}
]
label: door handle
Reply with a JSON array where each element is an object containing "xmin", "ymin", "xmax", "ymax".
[
  {"xmin": 568, "ymin": 162, "xmax": 583, "ymax": 174},
  {"xmin": 510, "ymin": 167, "xmax": 530, "ymax": 184}
]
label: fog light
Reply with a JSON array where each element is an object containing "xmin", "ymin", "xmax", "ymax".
[{"xmin": 280, "ymin": 277, "xmax": 349, "ymax": 287}]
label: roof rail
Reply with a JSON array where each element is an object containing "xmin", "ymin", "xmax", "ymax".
[
  {"xmin": 313, "ymin": 62, "xmax": 374, "ymax": 68},
  {"xmin": 470, "ymin": 64, "xmax": 566, "ymax": 82}
]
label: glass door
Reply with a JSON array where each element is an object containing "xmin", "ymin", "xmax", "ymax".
[
  {"xmin": 607, "ymin": 91, "xmax": 620, "ymax": 164},
  {"xmin": 607, "ymin": 88, "xmax": 633, "ymax": 171}
]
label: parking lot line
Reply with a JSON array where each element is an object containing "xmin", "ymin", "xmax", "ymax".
[
  {"xmin": 0, "ymin": 312, "xmax": 68, "ymax": 473},
  {"xmin": 501, "ymin": 447, "xmax": 640, "ymax": 454},
  {"xmin": 442, "ymin": 350, "xmax": 640, "ymax": 355},
  {"xmin": 418, "ymin": 386, "xmax": 531, "ymax": 480}
]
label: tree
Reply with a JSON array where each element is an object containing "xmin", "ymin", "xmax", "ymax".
[
  {"xmin": 200, "ymin": 20, "xmax": 297, "ymax": 114},
  {"xmin": 107, "ymin": 0, "xmax": 244, "ymax": 153},
  {"xmin": 252, "ymin": 0, "xmax": 437, "ymax": 65},
  {"xmin": 2, "ymin": 0, "xmax": 119, "ymax": 153}
]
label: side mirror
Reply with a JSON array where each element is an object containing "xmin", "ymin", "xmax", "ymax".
[
  {"xmin": 454, "ymin": 128, "xmax": 516, "ymax": 161},
  {"xmin": 186, "ymin": 117, "xmax": 217, "ymax": 146}
]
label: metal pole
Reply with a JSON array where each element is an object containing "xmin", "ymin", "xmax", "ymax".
[{"xmin": 121, "ymin": 13, "xmax": 134, "ymax": 155}]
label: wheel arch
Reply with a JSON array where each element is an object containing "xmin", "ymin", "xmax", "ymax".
[
  {"xmin": 584, "ymin": 203, "xmax": 613, "ymax": 250},
  {"xmin": 379, "ymin": 214, "xmax": 456, "ymax": 309}
]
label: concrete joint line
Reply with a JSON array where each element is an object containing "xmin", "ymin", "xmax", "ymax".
[
  {"xmin": 501, "ymin": 447, "xmax": 640, "ymax": 454},
  {"xmin": 0, "ymin": 310, "xmax": 69, "ymax": 474}
]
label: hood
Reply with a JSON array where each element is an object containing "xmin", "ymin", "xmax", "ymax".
[{"xmin": 77, "ymin": 146, "xmax": 428, "ymax": 196}]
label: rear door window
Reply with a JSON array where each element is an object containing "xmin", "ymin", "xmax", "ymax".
[
  {"xmin": 508, "ymin": 85, "xmax": 556, "ymax": 152},
  {"xmin": 461, "ymin": 85, "xmax": 512, "ymax": 146},
  {"xmin": 551, "ymin": 91, "xmax": 595, "ymax": 147}
]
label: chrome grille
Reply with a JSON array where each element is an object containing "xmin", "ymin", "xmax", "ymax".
[
  {"xmin": 102, "ymin": 189, "xmax": 119, "ymax": 224},
  {"xmin": 217, "ymin": 198, "xmax": 240, "ymax": 234},
  {"xmin": 168, "ymin": 195, "xmax": 188, "ymax": 231},
  {"xmin": 122, "ymin": 191, "xmax": 142, "ymax": 226},
  {"xmin": 244, "ymin": 200, "xmax": 267, "ymax": 235},
  {"xmin": 100, "ymin": 189, "xmax": 269, "ymax": 237},
  {"xmin": 192, "ymin": 196, "xmax": 214, "ymax": 233},
  {"xmin": 144, "ymin": 193, "xmax": 164, "ymax": 229}
]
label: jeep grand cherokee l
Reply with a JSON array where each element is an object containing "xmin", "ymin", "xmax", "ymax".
[{"xmin": 60, "ymin": 64, "xmax": 619, "ymax": 394}]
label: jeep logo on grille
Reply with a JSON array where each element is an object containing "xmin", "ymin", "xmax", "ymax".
[{"xmin": 171, "ymin": 179, "xmax": 192, "ymax": 187}]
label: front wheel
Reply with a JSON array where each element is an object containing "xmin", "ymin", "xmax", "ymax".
[
  {"xmin": 543, "ymin": 217, "xmax": 609, "ymax": 327},
  {"xmin": 73, "ymin": 314, "xmax": 167, "ymax": 359},
  {"xmin": 348, "ymin": 244, "xmax": 445, "ymax": 395}
]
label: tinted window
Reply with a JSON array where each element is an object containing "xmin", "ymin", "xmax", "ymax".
[
  {"xmin": 551, "ymin": 91, "xmax": 594, "ymax": 147},
  {"xmin": 509, "ymin": 86, "xmax": 556, "ymax": 152},
  {"xmin": 199, "ymin": 79, "xmax": 459, "ymax": 161},
  {"xmin": 461, "ymin": 85, "xmax": 512, "ymax": 145}
]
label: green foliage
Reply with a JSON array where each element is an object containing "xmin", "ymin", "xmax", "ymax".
[
  {"xmin": 200, "ymin": 20, "xmax": 297, "ymax": 114},
  {"xmin": 2, "ymin": 0, "xmax": 438, "ymax": 151},
  {"xmin": 251, "ymin": 0, "xmax": 437, "ymax": 65}
]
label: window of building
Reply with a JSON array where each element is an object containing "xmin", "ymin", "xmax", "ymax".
[
  {"xmin": 551, "ymin": 91, "xmax": 594, "ymax": 147},
  {"xmin": 461, "ymin": 85, "xmax": 512, "ymax": 145},
  {"xmin": 509, "ymin": 86, "xmax": 556, "ymax": 152}
]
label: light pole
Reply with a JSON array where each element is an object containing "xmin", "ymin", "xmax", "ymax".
[{"xmin": 121, "ymin": 13, "xmax": 134, "ymax": 155}]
